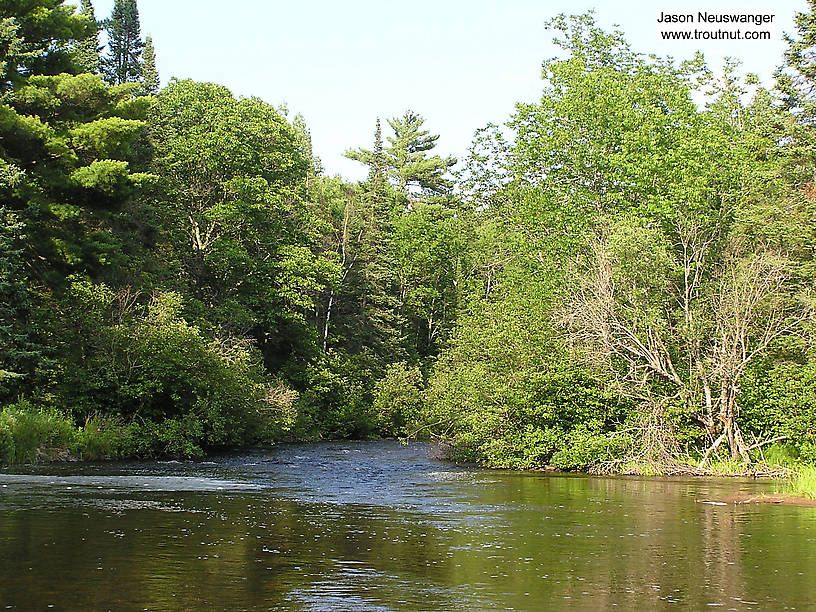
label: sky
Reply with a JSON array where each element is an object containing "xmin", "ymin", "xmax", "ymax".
[{"xmin": 82, "ymin": 0, "xmax": 808, "ymax": 180}]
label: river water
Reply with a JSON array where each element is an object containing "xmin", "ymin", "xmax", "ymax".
[{"xmin": 0, "ymin": 440, "xmax": 814, "ymax": 610}]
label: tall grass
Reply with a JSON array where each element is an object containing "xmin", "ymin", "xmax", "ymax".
[
  {"xmin": 0, "ymin": 401, "xmax": 132, "ymax": 465},
  {"xmin": 0, "ymin": 401, "xmax": 76, "ymax": 463},
  {"xmin": 782, "ymin": 465, "xmax": 816, "ymax": 499}
]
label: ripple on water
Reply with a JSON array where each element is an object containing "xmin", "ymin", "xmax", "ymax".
[{"xmin": 0, "ymin": 474, "xmax": 262, "ymax": 492}]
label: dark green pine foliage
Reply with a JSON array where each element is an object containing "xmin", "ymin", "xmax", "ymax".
[
  {"xmin": 74, "ymin": 0, "xmax": 101, "ymax": 73},
  {"xmin": 0, "ymin": 0, "xmax": 90, "ymax": 91},
  {"xmin": 0, "ymin": 207, "xmax": 39, "ymax": 401},
  {"xmin": 103, "ymin": 0, "xmax": 144, "ymax": 84},
  {"xmin": 776, "ymin": 0, "xmax": 816, "ymax": 185},
  {"xmin": 386, "ymin": 110, "xmax": 456, "ymax": 196},
  {"xmin": 141, "ymin": 35, "xmax": 158, "ymax": 93}
]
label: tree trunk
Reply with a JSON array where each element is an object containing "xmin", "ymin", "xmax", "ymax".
[{"xmin": 718, "ymin": 382, "xmax": 751, "ymax": 463}]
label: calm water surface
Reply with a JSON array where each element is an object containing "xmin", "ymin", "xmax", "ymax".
[{"xmin": 0, "ymin": 441, "xmax": 814, "ymax": 610}]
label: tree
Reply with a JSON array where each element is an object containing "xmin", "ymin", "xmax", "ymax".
[
  {"xmin": 564, "ymin": 222, "xmax": 812, "ymax": 466},
  {"xmin": 74, "ymin": 0, "xmax": 101, "ymax": 74},
  {"xmin": 391, "ymin": 202, "xmax": 467, "ymax": 358},
  {"xmin": 775, "ymin": 0, "xmax": 816, "ymax": 185},
  {"xmin": 103, "ymin": 0, "xmax": 144, "ymax": 85},
  {"xmin": 386, "ymin": 110, "xmax": 456, "ymax": 196},
  {"xmin": 0, "ymin": 207, "xmax": 39, "ymax": 401},
  {"xmin": 369, "ymin": 118, "xmax": 388, "ymax": 208},
  {"xmin": 346, "ymin": 111, "xmax": 456, "ymax": 197},
  {"xmin": 425, "ymin": 13, "xmax": 816, "ymax": 470},
  {"xmin": 149, "ymin": 80, "xmax": 330, "ymax": 364},
  {"xmin": 0, "ymin": 0, "xmax": 90, "ymax": 90},
  {"xmin": 141, "ymin": 35, "xmax": 158, "ymax": 93}
]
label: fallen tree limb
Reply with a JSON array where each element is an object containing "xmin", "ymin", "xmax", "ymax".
[{"xmin": 745, "ymin": 435, "xmax": 788, "ymax": 451}]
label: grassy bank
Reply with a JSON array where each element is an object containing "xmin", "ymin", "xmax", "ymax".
[
  {"xmin": 780, "ymin": 466, "xmax": 816, "ymax": 499},
  {"xmin": 4, "ymin": 403, "xmax": 816, "ymax": 508},
  {"xmin": 0, "ymin": 400, "xmax": 225, "ymax": 465}
]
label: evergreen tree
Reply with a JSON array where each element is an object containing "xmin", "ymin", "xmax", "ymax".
[
  {"xmin": 0, "ymin": 207, "xmax": 39, "ymax": 401},
  {"xmin": 0, "ymin": 0, "xmax": 89, "ymax": 90},
  {"xmin": 74, "ymin": 0, "xmax": 101, "ymax": 73},
  {"xmin": 102, "ymin": 0, "xmax": 144, "ymax": 84},
  {"xmin": 370, "ymin": 118, "xmax": 388, "ymax": 208},
  {"xmin": 386, "ymin": 110, "xmax": 456, "ymax": 196},
  {"xmin": 141, "ymin": 35, "xmax": 159, "ymax": 93},
  {"xmin": 776, "ymin": 0, "xmax": 816, "ymax": 185},
  {"xmin": 346, "ymin": 112, "xmax": 456, "ymax": 197}
]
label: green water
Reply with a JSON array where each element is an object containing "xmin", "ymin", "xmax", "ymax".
[{"xmin": 0, "ymin": 441, "xmax": 814, "ymax": 610}]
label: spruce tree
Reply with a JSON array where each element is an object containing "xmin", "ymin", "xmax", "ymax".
[
  {"xmin": 103, "ymin": 0, "xmax": 144, "ymax": 84},
  {"xmin": 776, "ymin": 0, "xmax": 816, "ymax": 185},
  {"xmin": 141, "ymin": 35, "xmax": 159, "ymax": 93},
  {"xmin": 370, "ymin": 118, "xmax": 389, "ymax": 209},
  {"xmin": 0, "ymin": 207, "xmax": 39, "ymax": 401},
  {"xmin": 74, "ymin": 0, "xmax": 101, "ymax": 73}
]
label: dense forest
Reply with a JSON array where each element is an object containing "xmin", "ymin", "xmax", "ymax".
[{"xmin": 1, "ymin": 0, "xmax": 816, "ymax": 475}]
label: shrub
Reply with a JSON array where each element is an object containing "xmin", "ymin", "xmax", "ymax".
[
  {"xmin": 73, "ymin": 414, "xmax": 132, "ymax": 460},
  {"xmin": 0, "ymin": 420, "xmax": 14, "ymax": 464},
  {"xmin": 373, "ymin": 362, "xmax": 424, "ymax": 437}
]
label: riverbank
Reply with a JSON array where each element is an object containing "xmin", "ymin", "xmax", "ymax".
[{"xmin": 3, "ymin": 406, "xmax": 816, "ymax": 503}]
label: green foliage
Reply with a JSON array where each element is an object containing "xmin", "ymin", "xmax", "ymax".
[
  {"xmin": 70, "ymin": 158, "xmax": 131, "ymax": 193},
  {"xmin": 0, "ymin": 206, "xmax": 39, "ymax": 401},
  {"xmin": 424, "ymin": 11, "xmax": 816, "ymax": 470},
  {"xmin": 373, "ymin": 362, "xmax": 424, "ymax": 436},
  {"xmin": 3, "ymin": 1, "xmax": 816, "ymax": 472},
  {"xmin": 0, "ymin": 419, "xmax": 14, "ymax": 463},
  {"xmin": 295, "ymin": 352, "xmax": 378, "ymax": 440},
  {"xmin": 784, "ymin": 465, "xmax": 816, "ymax": 499},
  {"xmin": 74, "ymin": 414, "xmax": 131, "ymax": 460},
  {"xmin": 102, "ymin": 0, "xmax": 144, "ymax": 85},
  {"xmin": 0, "ymin": 400, "xmax": 76, "ymax": 464},
  {"xmin": 776, "ymin": 0, "xmax": 816, "ymax": 185},
  {"xmin": 47, "ymin": 279, "xmax": 297, "ymax": 452},
  {"xmin": 740, "ymin": 362, "xmax": 816, "ymax": 460},
  {"xmin": 70, "ymin": 117, "xmax": 143, "ymax": 160},
  {"xmin": 0, "ymin": 0, "xmax": 91, "ymax": 90},
  {"xmin": 149, "ymin": 79, "xmax": 324, "ymax": 343},
  {"xmin": 73, "ymin": 0, "xmax": 101, "ymax": 74},
  {"xmin": 140, "ymin": 35, "xmax": 158, "ymax": 94},
  {"xmin": 347, "ymin": 110, "xmax": 456, "ymax": 196}
]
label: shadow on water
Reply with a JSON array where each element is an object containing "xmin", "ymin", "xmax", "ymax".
[{"xmin": 0, "ymin": 440, "xmax": 814, "ymax": 610}]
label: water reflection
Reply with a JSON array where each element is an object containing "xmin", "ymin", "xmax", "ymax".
[{"xmin": 0, "ymin": 441, "xmax": 814, "ymax": 610}]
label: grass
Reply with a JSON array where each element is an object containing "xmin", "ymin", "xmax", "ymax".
[
  {"xmin": 780, "ymin": 465, "xmax": 816, "ymax": 500},
  {"xmin": 0, "ymin": 401, "xmax": 76, "ymax": 463},
  {"xmin": 0, "ymin": 400, "xmax": 135, "ymax": 465}
]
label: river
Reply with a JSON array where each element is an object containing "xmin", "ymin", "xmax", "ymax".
[{"xmin": 0, "ymin": 440, "xmax": 814, "ymax": 610}]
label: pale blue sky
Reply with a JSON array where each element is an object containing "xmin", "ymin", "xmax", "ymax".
[{"xmin": 81, "ymin": 0, "xmax": 807, "ymax": 179}]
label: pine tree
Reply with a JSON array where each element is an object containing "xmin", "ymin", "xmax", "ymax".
[
  {"xmin": 74, "ymin": 0, "xmax": 101, "ymax": 73},
  {"xmin": 346, "ymin": 112, "xmax": 456, "ymax": 197},
  {"xmin": 103, "ymin": 0, "xmax": 144, "ymax": 84},
  {"xmin": 0, "ymin": 0, "xmax": 89, "ymax": 90},
  {"xmin": 141, "ymin": 35, "xmax": 159, "ymax": 93},
  {"xmin": 386, "ymin": 110, "xmax": 456, "ymax": 196}
]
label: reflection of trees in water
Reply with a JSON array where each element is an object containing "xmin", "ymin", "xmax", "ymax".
[
  {"xmin": 1, "ymin": 475, "xmax": 816, "ymax": 609},
  {"xmin": 699, "ymin": 502, "xmax": 747, "ymax": 606}
]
